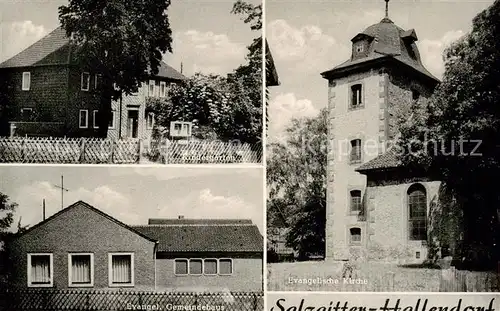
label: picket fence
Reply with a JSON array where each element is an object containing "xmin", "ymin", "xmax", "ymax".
[
  {"xmin": 0, "ymin": 137, "xmax": 262, "ymax": 164},
  {"xmin": 0, "ymin": 289, "xmax": 264, "ymax": 311}
]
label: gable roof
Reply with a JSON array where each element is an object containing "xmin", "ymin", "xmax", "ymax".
[
  {"xmin": 266, "ymin": 39, "xmax": 280, "ymax": 87},
  {"xmin": 0, "ymin": 27, "xmax": 69, "ymax": 68},
  {"xmin": 356, "ymin": 147, "xmax": 402, "ymax": 173},
  {"xmin": 132, "ymin": 222, "xmax": 263, "ymax": 253},
  {"xmin": 148, "ymin": 218, "xmax": 253, "ymax": 225},
  {"xmin": 0, "ymin": 26, "xmax": 186, "ymax": 81},
  {"xmin": 14, "ymin": 200, "xmax": 157, "ymax": 243}
]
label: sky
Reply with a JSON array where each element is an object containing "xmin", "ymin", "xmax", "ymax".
[
  {"xmin": 266, "ymin": 0, "xmax": 495, "ymax": 141},
  {"xmin": 0, "ymin": 0, "xmax": 260, "ymax": 76},
  {"xmin": 0, "ymin": 166, "xmax": 264, "ymax": 233}
]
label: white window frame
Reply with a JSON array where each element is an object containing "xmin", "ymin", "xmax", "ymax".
[
  {"xmin": 93, "ymin": 110, "xmax": 99, "ymax": 129},
  {"xmin": 159, "ymin": 81, "xmax": 166, "ymax": 97},
  {"xmin": 174, "ymin": 258, "xmax": 189, "ymax": 276},
  {"xmin": 146, "ymin": 112, "xmax": 155, "ymax": 129},
  {"xmin": 79, "ymin": 110, "xmax": 89, "ymax": 128},
  {"xmin": 109, "ymin": 110, "xmax": 116, "ymax": 129},
  {"xmin": 203, "ymin": 258, "xmax": 218, "ymax": 276},
  {"xmin": 22, "ymin": 72, "xmax": 31, "ymax": 91},
  {"xmin": 108, "ymin": 252, "xmax": 135, "ymax": 287},
  {"xmin": 188, "ymin": 258, "xmax": 203, "ymax": 276},
  {"xmin": 218, "ymin": 258, "xmax": 233, "ymax": 276},
  {"xmin": 349, "ymin": 227, "xmax": 362, "ymax": 245},
  {"xmin": 81, "ymin": 72, "xmax": 90, "ymax": 91},
  {"xmin": 68, "ymin": 253, "xmax": 94, "ymax": 287},
  {"xmin": 27, "ymin": 253, "xmax": 54, "ymax": 287},
  {"xmin": 148, "ymin": 80, "xmax": 155, "ymax": 97}
]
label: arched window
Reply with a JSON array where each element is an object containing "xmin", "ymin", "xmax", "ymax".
[
  {"xmin": 408, "ymin": 184, "xmax": 427, "ymax": 241},
  {"xmin": 349, "ymin": 227, "xmax": 361, "ymax": 244}
]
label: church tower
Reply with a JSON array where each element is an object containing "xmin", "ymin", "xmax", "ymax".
[{"xmin": 320, "ymin": 0, "xmax": 439, "ymax": 260}]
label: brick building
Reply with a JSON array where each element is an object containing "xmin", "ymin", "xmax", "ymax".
[
  {"xmin": 320, "ymin": 2, "xmax": 452, "ymax": 263},
  {"xmin": 8, "ymin": 201, "xmax": 263, "ymax": 292},
  {"xmin": 0, "ymin": 26, "xmax": 185, "ymax": 138}
]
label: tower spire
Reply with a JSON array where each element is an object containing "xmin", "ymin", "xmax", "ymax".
[{"xmin": 385, "ymin": 0, "xmax": 390, "ymax": 18}]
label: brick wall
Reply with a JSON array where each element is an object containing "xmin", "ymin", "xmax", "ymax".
[
  {"xmin": 326, "ymin": 68, "xmax": 387, "ymax": 260},
  {"xmin": 4, "ymin": 67, "xmax": 69, "ymax": 125},
  {"xmin": 155, "ymin": 254, "xmax": 262, "ymax": 292},
  {"xmin": 326, "ymin": 65, "xmax": 437, "ymax": 261},
  {"xmin": 9, "ymin": 203, "xmax": 156, "ymax": 290},
  {"xmin": 66, "ymin": 68, "xmax": 101, "ymax": 137},
  {"xmin": 365, "ymin": 179, "xmax": 440, "ymax": 263}
]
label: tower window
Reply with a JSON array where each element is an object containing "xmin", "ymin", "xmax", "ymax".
[
  {"xmin": 349, "ymin": 228, "xmax": 362, "ymax": 244},
  {"xmin": 350, "ymin": 84, "xmax": 363, "ymax": 109},
  {"xmin": 350, "ymin": 139, "xmax": 362, "ymax": 163},
  {"xmin": 350, "ymin": 190, "xmax": 362, "ymax": 213},
  {"xmin": 408, "ymin": 184, "xmax": 427, "ymax": 241}
]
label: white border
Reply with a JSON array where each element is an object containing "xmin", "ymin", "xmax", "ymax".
[
  {"xmin": 68, "ymin": 253, "xmax": 94, "ymax": 287},
  {"xmin": 218, "ymin": 258, "xmax": 233, "ymax": 276},
  {"xmin": 108, "ymin": 252, "xmax": 135, "ymax": 287},
  {"xmin": 174, "ymin": 258, "xmax": 189, "ymax": 276},
  {"xmin": 22, "ymin": 72, "xmax": 30, "ymax": 91},
  {"xmin": 27, "ymin": 253, "xmax": 53, "ymax": 288},
  {"xmin": 81, "ymin": 72, "xmax": 90, "ymax": 91},
  {"xmin": 79, "ymin": 109, "xmax": 88, "ymax": 128}
]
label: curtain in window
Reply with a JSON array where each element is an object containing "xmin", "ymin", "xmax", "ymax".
[
  {"xmin": 31, "ymin": 256, "xmax": 50, "ymax": 284},
  {"xmin": 72, "ymin": 255, "xmax": 91, "ymax": 284},
  {"xmin": 112, "ymin": 255, "xmax": 131, "ymax": 283}
]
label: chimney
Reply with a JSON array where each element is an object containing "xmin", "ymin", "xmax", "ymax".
[{"xmin": 178, "ymin": 215, "xmax": 185, "ymax": 220}]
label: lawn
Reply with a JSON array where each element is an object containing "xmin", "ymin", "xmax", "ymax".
[{"xmin": 267, "ymin": 261, "xmax": 442, "ymax": 292}]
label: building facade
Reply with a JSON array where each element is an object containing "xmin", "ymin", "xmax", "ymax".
[
  {"xmin": 8, "ymin": 201, "xmax": 263, "ymax": 292},
  {"xmin": 0, "ymin": 27, "xmax": 185, "ymax": 138},
  {"xmin": 321, "ymin": 7, "xmax": 440, "ymax": 263}
]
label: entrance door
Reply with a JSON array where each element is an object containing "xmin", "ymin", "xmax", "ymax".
[{"xmin": 127, "ymin": 110, "xmax": 139, "ymax": 138}]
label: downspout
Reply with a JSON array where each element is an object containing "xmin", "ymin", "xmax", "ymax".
[
  {"xmin": 66, "ymin": 43, "xmax": 72, "ymax": 134},
  {"xmin": 154, "ymin": 241, "xmax": 158, "ymax": 291},
  {"xmin": 118, "ymin": 92, "xmax": 123, "ymax": 138}
]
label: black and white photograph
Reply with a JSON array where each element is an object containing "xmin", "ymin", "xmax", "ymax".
[
  {"xmin": 266, "ymin": 0, "xmax": 500, "ymax": 292},
  {"xmin": 0, "ymin": 0, "xmax": 263, "ymax": 164},
  {"xmin": 0, "ymin": 166, "xmax": 264, "ymax": 309}
]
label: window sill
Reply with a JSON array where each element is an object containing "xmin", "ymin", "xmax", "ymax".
[
  {"xmin": 109, "ymin": 283, "xmax": 134, "ymax": 287},
  {"xmin": 349, "ymin": 160, "xmax": 362, "ymax": 165},
  {"xmin": 348, "ymin": 105, "xmax": 364, "ymax": 111},
  {"xmin": 28, "ymin": 283, "xmax": 53, "ymax": 288},
  {"xmin": 69, "ymin": 283, "xmax": 94, "ymax": 288}
]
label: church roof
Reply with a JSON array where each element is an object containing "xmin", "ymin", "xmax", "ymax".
[
  {"xmin": 356, "ymin": 147, "xmax": 402, "ymax": 173},
  {"xmin": 321, "ymin": 17, "xmax": 439, "ymax": 83}
]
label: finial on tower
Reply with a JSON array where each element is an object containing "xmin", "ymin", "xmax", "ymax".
[{"xmin": 385, "ymin": 0, "xmax": 390, "ymax": 18}]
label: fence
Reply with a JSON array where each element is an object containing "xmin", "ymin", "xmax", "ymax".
[
  {"xmin": 148, "ymin": 139, "xmax": 262, "ymax": 164},
  {"xmin": 439, "ymin": 266, "xmax": 500, "ymax": 292},
  {"xmin": 0, "ymin": 137, "xmax": 262, "ymax": 164},
  {"xmin": 0, "ymin": 289, "xmax": 264, "ymax": 311}
]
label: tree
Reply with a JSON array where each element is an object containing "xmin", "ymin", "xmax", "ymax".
[
  {"xmin": 0, "ymin": 192, "xmax": 18, "ymax": 285},
  {"xmin": 267, "ymin": 109, "xmax": 327, "ymax": 258},
  {"xmin": 150, "ymin": 0, "xmax": 263, "ymax": 144},
  {"xmin": 397, "ymin": 0, "xmax": 500, "ymax": 268},
  {"xmin": 58, "ymin": 0, "xmax": 173, "ymax": 137}
]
